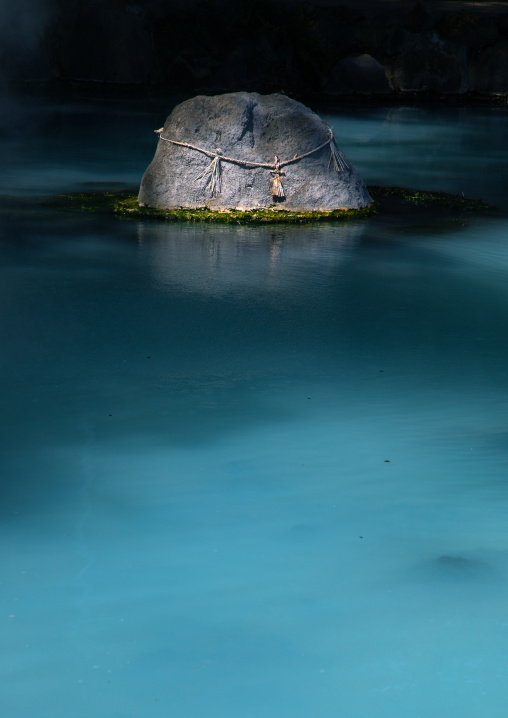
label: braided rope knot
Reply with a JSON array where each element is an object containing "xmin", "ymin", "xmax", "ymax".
[
  {"xmin": 195, "ymin": 148, "xmax": 222, "ymax": 196},
  {"xmin": 155, "ymin": 127, "xmax": 353, "ymax": 198}
]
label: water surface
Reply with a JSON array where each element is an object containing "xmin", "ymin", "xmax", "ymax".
[{"xmin": 2, "ymin": 98, "xmax": 508, "ymax": 718}]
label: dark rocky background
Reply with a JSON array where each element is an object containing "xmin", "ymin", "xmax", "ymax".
[{"xmin": 3, "ymin": 0, "xmax": 508, "ymax": 100}]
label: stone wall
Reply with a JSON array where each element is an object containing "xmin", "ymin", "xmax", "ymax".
[{"xmin": 7, "ymin": 0, "xmax": 508, "ymax": 98}]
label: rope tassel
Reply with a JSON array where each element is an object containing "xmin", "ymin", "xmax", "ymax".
[
  {"xmin": 328, "ymin": 133, "xmax": 353, "ymax": 173},
  {"xmin": 272, "ymin": 175, "xmax": 285, "ymax": 198},
  {"xmin": 196, "ymin": 149, "xmax": 222, "ymax": 196},
  {"xmin": 270, "ymin": 155, "xmax": 285, "ymax": 199}
]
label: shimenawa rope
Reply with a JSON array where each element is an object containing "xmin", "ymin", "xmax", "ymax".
[{"xmin": 154, "ymin": 127, "xmax": 352, "ymax": 197}]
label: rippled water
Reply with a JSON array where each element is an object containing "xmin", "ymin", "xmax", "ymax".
[{"xmin": 2, "ymin": 97, "xmax": 508, "ymax": 718}]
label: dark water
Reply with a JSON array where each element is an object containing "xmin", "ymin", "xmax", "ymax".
[{"xmin": 2, "ymin": 97, "xmax": 508, "ymax": 718}]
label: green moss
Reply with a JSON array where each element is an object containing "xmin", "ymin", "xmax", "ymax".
[
  {"xmin": 48, "ymin": 185, "xmax": 492, "ymax": 225},
  {"xmin": 49, "ymin": 191, "xmax": 379, "ymax": 224},
  {"xmin": 368, "ymin": 185, "xmax": 491, "ymax": 211}
]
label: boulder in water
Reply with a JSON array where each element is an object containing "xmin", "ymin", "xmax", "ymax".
[{"xmin": 138, "ymin": 92, "xmax": 372, "ymax": 212}]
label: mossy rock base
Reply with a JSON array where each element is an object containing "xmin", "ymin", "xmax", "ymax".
[{"xmin": 48, "ymin": 186, "xmax": 492, "ymax": 224}]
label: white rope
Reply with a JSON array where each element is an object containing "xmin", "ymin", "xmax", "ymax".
[
  {"xmin": 158, "ymin": 135, "xmax": 275, "ymax": 168},
  {"xmin": 157, "ymin": 130, "xmax": 350, "ymax": 169},
  {"xmin": 155, "ymin": 127, "xmax": 352, "ymax": 195},
  {"xmin": 328, "ymin": 140, "xmax": 352, "ymax": 172},
  {"xmin": 195, "ymin": 148, "xmax": 222, "ymax": 196}
]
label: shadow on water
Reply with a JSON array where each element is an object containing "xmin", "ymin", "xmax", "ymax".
[{"xmin": 408, "ymin": 554, "xmax": 499, "ymax": 587}]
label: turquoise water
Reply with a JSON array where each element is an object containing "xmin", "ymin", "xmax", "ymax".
[{"xmin": 2, "ymin": 99, "xmax": 508, "ymax": 718}]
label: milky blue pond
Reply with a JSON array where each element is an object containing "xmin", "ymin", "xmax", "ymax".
[{"xmin": 2, "ymin": 97, "xmax": 508, "ymax": 718}]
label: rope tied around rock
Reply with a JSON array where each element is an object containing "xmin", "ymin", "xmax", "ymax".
[
  {"xmin": 270, "ymin": 155, "xmax": 285, "ymax": 199},
  {"xmin": 155, "ymin": 127, "xmax": 352, "ymax": 197},
  {"xmin": 196, "ymin": 147, "xmax": 223, "ymax": 196}
]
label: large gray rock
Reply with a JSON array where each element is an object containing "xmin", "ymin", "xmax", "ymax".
[{"xmin": 138, "ymin": 92, "xmax": 372, "ymax": 212}]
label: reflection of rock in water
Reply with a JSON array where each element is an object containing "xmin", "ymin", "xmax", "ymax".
[{"xmin": 137, "ymin": 221, "xmax": 367, "ymax": 298}]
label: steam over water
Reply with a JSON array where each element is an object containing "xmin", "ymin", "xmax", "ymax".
[{"xmin": 2, "ymin": 99, "xmax": 508, "ymax": 718}]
